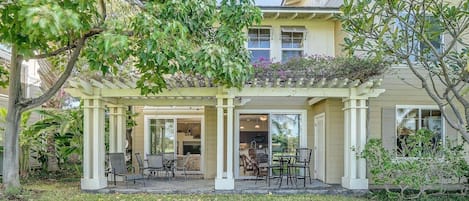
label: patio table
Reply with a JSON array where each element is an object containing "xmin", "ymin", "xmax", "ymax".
[{"xmin": 270, "ymin": 154, "xmax": 295, "ymax": 188}]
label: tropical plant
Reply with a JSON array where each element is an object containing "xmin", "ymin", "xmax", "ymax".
[
  {"xmin": 23, "ymin": 108, "xmax": 84, "ymax": 173},
  {"xmin": 0, "ymin": 0, "xmax": 261, "ymax": 190},
  {"xmin": 339, "ymin": 0, "xmax": 469, "ymax": 143},
  {"xmin": 362, "ymin": 129, "xmax": 468, "ymax": 199},
  {"xmin": 0, "ymin": 108, "xmax": 34, "ymax": 178}
]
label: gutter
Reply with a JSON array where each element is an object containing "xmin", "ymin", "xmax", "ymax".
[{"xmin": 259, "ymin": 6, "xmax": 341, "ymax": 13}]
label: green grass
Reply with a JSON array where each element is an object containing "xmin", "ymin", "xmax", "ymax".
[{"xmin": 2, "ymin": 180, "xmax": 367, "ymax": 201}]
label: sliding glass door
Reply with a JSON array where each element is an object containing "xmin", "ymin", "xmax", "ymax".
[
  {"xmin": 149, "ymin": 119, "xmax": 175, "ymax": 154},
  {"xmin": 145, "ymin": 116, "xmax": 204, "ymax": 173},
  {"xmin": 270, "ymin": 114, "xmax": 301, "ymax": 157},
  {"xmin": 236, "ymin": 110, "xmax": 306, "ymax": 178}
]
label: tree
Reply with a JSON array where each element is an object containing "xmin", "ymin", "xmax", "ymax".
[
  {"xmin": 0, "ymin": 0, "xmax": 261, "ymax": 190},
  {"xmin": 339, "ymin": 0, "xmax": 469, "ymax": 142}
]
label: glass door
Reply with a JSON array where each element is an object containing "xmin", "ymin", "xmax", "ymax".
[
  {"xmin": 149, "ymin": 119, "xmax": 175, "ymax": 154},
  {"xmin": 236, "ymin": 111, "xmax": 305, "ymax": 178},
  {"xmin": 238, "ymin": 114, "xmax": 269, "ymax": 177},
  {"xmin": 270, "ymin": 114, "xmax": 301, "ymax": 157}
]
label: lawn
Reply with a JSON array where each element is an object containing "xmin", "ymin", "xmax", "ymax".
[{"xmin": 2, "ymin": 180, "xmax": 367, "ymax": 201}]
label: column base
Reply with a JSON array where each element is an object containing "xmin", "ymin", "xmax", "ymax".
[
  {"xmin": 81, "ymin": 177, "xmax": 107, "ymax": 190},
  {"xmin": 341, "ymin": 177, "xmax": 368, "ymax": 189},
  {"xmin": 215, "ymin": 178, "xmax": 235, "ymax": 190}
]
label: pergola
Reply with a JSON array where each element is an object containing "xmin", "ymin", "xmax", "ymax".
[{"xmin": 65, "ymin": 74, "xmax": 385, "ymax": 190}]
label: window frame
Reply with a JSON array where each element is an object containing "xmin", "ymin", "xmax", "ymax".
[
  {"xmin": 394, "ymin": 13, "xmax": 445, "ymax": 64},
  {"xmin": 395, "ymin": 105, "xmax": 445, "ymax": 158},
  {"xmin": 247, "ymin": 27, "xmax": 272, "ymax": 63},
  {"xmin": 280, "ymin": 26, "xmax": 306, "ymax": 63}
]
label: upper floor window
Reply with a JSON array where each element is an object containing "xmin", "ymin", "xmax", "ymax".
[
  {"xmin": 396, "ymin": 105, "xmax": 443, "ymax": 157},
  {"xmin": 248, "ymin": 28, "xmax": 271, "ymax": 63},
  {"xmin": 281, "ymin": 26, "xmax": 305, "ymax": 62},
  {"xmin": 395, "ymin": 14, "xmax": 444, "ymax": 63}
]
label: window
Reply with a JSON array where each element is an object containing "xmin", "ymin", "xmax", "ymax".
[
  {"xmin": 247, "ymin": 28, "xmax": 271, "ymax": 63},
  {"xmin": 281, "ymin": 26, "xmax": 305, "ymax": 62},
  {"xmin": 396, "ymin": 106, "xmax": 443, "ymax": 157},
  {"xmin": 395, "ymin": 14, "xmax": 443, "ymax": 63}
]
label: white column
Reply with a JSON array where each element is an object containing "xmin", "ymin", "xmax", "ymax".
[
  {"xmin": 108, "ymin": 106, "xmax": 117, "ymax": 153},
  {"xmin": 81, "ymin": 98, "xmax": 107, "ymax": 190},
  {"xmin": 116, "ymin": 106, "xmax": 126, "ymax": 152},
  {"xmin": 216, "ymin": 97, "xmax": 224, "ymax": 180},
  {"xmin": 226, "ymin": 97, "xmax": 234, "ymax": 179},
  {"xmin": 214, "ymin": 95, "xmax": 235, "ymax": 190},
  {"xmin": 358, "ymin": 99, "xmax": 367, "ymax": 179},
  {"xmin": 341, "ymin": 97, "xmax": 368, "ymax": 189}
]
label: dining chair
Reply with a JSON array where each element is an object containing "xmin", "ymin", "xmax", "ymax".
[{"xmin": 288, "ymin": 148, "xmax": 313, "ymax": 187}]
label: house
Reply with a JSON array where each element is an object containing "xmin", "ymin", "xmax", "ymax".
[
  {"xmin": 0, "ymin": 44, "xmax": 42, "ymax": 137},
  {"xmin": 65, "ymin": 0, "xmax": 462, "ymax": 191}
]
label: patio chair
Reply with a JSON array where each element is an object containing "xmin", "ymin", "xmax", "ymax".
[
  {"xmin": 163, "ymin": 152, "xmax": 176, "ymax": 178},
  {"xmin": 108, "ymin": 152, "xmax": 145, "ymax": 186},
  {"xmin": 240, "ymin": 154, "xmax": 255, "ymax": 175},
  {"xmin": 146, "ymin": 154, "xmax": 170, "ymax": 180},
  {"xmin": 175, "ymin": 152, "xmax": 193, "ymax": 181},
  {"xmin": 255, "ymin": 152, "xmax": 269, "ymax": 184},
  {"xmin": 135, "ymin": 153, "xmax": 149, "ymax": 178},
  {"xmin": 288, "ymin": 148, "xmax": 312, "ymax": 187}
]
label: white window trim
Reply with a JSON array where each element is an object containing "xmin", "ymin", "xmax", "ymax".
[
  {"xmin": 234, "ymin": 109, "xmax": 307, "ymax": 179},
  {"xmin": 247, "ymin": 27, "xmax": 272, "ymax": 62},
  {"xmin": 395, "ymin": 105, "xmax": 445, "ymax": 158},
  {"xmin": 280, "ymin": 27, "xmax": 306, "ymax": 62}
]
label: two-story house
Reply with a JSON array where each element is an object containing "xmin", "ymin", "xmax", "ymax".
[
  {"xmin": 66, "ymin": 0, "xmax": 461, "ymax": 191},
  {"xmin": 0, "ymin": 44, "xmax": 42, "ymax": 139}
]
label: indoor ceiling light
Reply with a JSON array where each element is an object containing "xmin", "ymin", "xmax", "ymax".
[
  {"xmin": 259, "ymin": 115, "xmax": 268, "ymax": 121},
  {"xmin": 255, "ymin": 124, "xmax": 260, "ymax": 129}
]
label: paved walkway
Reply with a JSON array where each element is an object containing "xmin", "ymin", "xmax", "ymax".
[{"xmin": 95, "ymin": 177, "xmax": 367, "ymax": 196}]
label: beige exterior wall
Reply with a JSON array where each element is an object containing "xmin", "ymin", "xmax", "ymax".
[
  {"xmin": 204, "ymin": 106, "xmax": 217, "ymax": 179},
  {"xmin": 368, "ymin": 67, "xmax": 460, "ymax": 148},
  {"xmin": 310, "ymin": 99, "xmax": 344, "ymax": 184},
  {"xmin": 334, "ymin": 21, "xmax": 346, "ymax": 57},
  {"xmin": 257, "ymin": 18, "xmax": 336, "ymax": 62},
  {"xmin": 132, "ymin": 106, "xmax": 145, "ymax": 169}
]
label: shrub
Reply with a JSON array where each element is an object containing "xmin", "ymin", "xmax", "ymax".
[
  {"xmin": 251, "ymin": 55, "xmax": 388, "ymax": 82},
  {"xmin": 362, "ymin": 129, "xmax": 468, "ymax": 199}
]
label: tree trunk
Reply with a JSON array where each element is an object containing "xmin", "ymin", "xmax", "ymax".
[{"xmin": 3, "ymin": 46, "xmax": 24, "ymax": 190}]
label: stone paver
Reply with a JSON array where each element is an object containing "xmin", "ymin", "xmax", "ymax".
[{"xmin": 96, "ymin": 177, "xmax": 368, "ymax": 196}]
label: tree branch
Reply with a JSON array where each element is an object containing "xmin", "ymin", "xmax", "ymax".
[
  {"xmin": 99, "ymin": 0, "xmax": 107, "ymax": 22},
  {"xmin": 124, "ymin": 0, "xmax": 146, "ymax": 11},
  {"xmin": 18, "ymin": 37, "xmax": 86, "ymax": 112},
  {"xmin": 31, "ymin": 28, "xmax": 103, "ymax": 59}
]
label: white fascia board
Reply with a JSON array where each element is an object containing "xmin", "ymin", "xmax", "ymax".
[
  {"xmin": 233, "ymin": 87, "xmax": 350, "ymax": 97},
  {"xmin": 261, "ymin": 9, "xmax": 341, "ymax": 14},
  {"xmin": 100, "ymin": 88, "xmax": 219, "ymax": 97}
]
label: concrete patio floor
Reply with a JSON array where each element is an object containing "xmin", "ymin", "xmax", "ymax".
[{"xmin": 95, "ymin": 176, "xmax": 368, "ymax": 196}]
